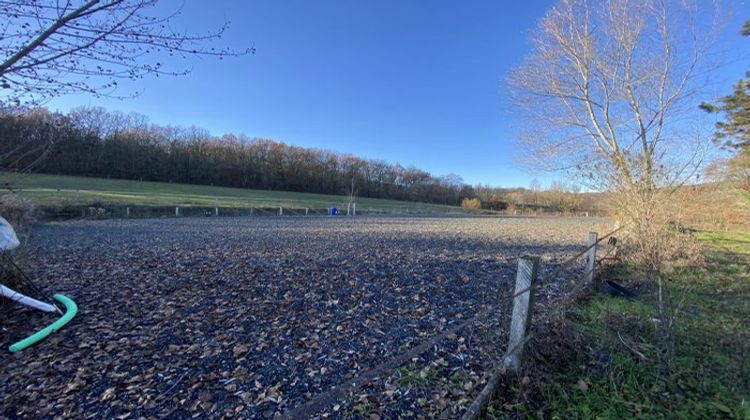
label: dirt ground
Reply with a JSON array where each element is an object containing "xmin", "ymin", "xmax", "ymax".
[{"xmin": 0, "ymin": 215, "xmax": 610, "ymax": 418}]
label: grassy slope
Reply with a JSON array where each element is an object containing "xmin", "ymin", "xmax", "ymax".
[
  {"xmin": 488, "ymin": 231, "xmax": 750, "ymax": 419},
  {"xmin": 0, "ymin": 172, "xmax": 459, "ymax": 212}
]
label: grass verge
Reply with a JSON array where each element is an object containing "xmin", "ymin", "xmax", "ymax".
[{"xmin": 487, "ymin": 231, "xmax": 750, "ymax": 419}]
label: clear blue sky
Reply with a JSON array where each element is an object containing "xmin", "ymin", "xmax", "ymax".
[{"xmin": 46, "ymin": 0, "xmax": 749, "ymax": 187}]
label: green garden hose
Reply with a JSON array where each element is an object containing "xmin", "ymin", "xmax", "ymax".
[{"xmin": 9, "ymin": 294, "xmax": 78, "ymax": 353}]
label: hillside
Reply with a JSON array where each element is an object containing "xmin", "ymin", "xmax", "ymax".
[{"xmin": 0, "ymin": 173, "xmax": 459, "ymax": 214}]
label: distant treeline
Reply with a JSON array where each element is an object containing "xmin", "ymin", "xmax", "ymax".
[
  {"xmin": 0, "ymin": 106, "xmax": 599, "ymax": 212},
  {"xmin": 0, "ymin": 107, "xmax": 473, "ymax": 205}
]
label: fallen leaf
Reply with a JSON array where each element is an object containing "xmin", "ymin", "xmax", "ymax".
[
  {"xmin": 576, "ymin": 379, "xmax": 589, "ymax": 392},
  {"xmin": 100, "ymin": 387, "xmax": 116, "ymax": 402}
]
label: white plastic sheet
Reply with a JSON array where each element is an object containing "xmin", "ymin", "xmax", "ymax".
[{"xmin": 0, "ymin": 216, "xmax": 20, "ymax": 251}]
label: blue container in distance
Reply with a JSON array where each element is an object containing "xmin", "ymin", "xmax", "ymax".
[{"xmin": 328, "ymin": 207, "xmax": 338, "ymax": 216}]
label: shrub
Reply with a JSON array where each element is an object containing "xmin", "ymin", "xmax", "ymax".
[
  {"xmin": 0, "ymin": 193, "xmax": 35, "ymax": 231},
  {"xmin": 484, "ymin": 197, "xmax": 508, "ymax": 211},
  {"xmin": 612, "ymin": 188, "xmax": 703, "ymax": 272},
  {"xmin": 461, "ymin": 198, "xmax": 481, "ymax": 211}
]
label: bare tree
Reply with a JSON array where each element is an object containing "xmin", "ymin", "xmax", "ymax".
[
  {"xmin": 529, "ymin": 178, "xmax": 541, "ymax": 206},
  {"xmin": 508, "ymin": 0, "xmax": 719, "ymax": 260},
  {"xmin": 0, "ymin": 107, "xmax": 63, "ymax": 172},
  {"xmin": 440, "ymin": 173, "xmax": 464, "ymax": 205},
  {"xmin": 0, "ymin": 0, "xmax": 254, "ymax": 106},
  {"xmin": 508, "ymin": 0, "xmax": 721, "ymax": 371}
]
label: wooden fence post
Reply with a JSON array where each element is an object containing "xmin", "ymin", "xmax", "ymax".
[
  {"xmin": 305, "ymin": 208, "xmax": 309, "ymax": 216},
  {"xmin": 503, "ymin": 256, "xmax": 540, "ymax": 375},
  {"xmin": 215, "ymin": 207, "xmax": 219, "ymax": 217},
  {"xmin": 279, "ymin": 206, "xmax": 283, "ymax": 216},
  {"xmin": 584, "ymin": 232, "xmax": 598, "ymax": 285},
  {"xmin": 175, "ymin": 207, "xmax": 180, "ymax": 217},
  {"xmin": 126, "ymin": 207, "xmax": 130, "ymax": 218},
  {"xmin": 353, "ymin": 203, "xmax": 356, "ymax": 216}
]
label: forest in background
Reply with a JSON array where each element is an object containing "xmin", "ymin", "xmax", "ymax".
[
  {"xmin": 0, "ymin": 106, "xmax": 471, "ymax": 205},
  {"xmin": 0, "ymin": 106, "xmax": 597, "ymax": 212}
]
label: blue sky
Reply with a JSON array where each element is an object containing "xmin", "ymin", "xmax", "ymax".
[{"xmin": 46, "ymin": 1, "xmax": 749, "ymax": 187}]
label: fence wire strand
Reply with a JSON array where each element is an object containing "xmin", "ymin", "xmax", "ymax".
[
  {"xmin": 511, "ymin": 225, "xmax": 624, "ymax": 300},
  {"xmin": 463, "ymin": 225, "xmax": 627, "ymax": 420}
]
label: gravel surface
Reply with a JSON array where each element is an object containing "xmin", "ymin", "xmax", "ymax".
[{"xmin": 0, "ymin": 215, "xmax": 611, "ymax": 418}]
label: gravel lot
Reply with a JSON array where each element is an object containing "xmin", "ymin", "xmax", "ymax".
[{"xmin": 1, "ymin": 215, "xmax": 610, "ymax": 418}]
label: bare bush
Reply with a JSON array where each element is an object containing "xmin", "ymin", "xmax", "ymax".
[
  {"xmin": 461, "ymin": 198, "xmax": 481, "ymax": 211},
  {"xmin": 670, "ymin": 181, "xmax": 750, "ymax": 232},
  {"xmin": 0, "ymin": 193, "xmax": 34, "ymax": 231},
  {"xmin": 609, "ymin": 188, "xmax": 703, "ymax": 273},
  {"xmin": 607, "ymin": 186, "xmax": 705, "ymax": 372}
]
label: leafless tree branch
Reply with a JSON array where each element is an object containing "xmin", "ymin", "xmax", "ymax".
[{"xmin": 0, "ymin": 0, "xmax": 254, "ymax": 106}]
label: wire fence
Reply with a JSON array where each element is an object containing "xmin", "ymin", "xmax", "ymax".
[
  {"xmin": 462, "ymin": 226, "xmax": 625, "ymax": 419},
  {"xmin": 281, "ymin": 226, "xmax": 624, "ymax": 418},
  {"xmin": 30, "ymin": 202, "xmax": 465, "ymax": 221}
]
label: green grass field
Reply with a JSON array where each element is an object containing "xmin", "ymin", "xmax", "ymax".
[
  {"xmin": 486, "ymin": 231, "xmax": 750, "ymax": 418},
  {"xmin": 0, "ymin": 172, "xmax": 460, "ymax": 212}
]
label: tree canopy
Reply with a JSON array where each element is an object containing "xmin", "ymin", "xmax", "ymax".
[
  {"xmin": 700, "ymin": 20, "xmax": 750, "ymax": 191},
  {"xmin": 700, "ymin": 21, "xmax": 750, "ymax": 152}
]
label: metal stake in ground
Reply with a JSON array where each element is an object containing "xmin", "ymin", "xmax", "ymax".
[{"xmin": 503, "ymin": 255, "xmax": 539, "ymax": 374}]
